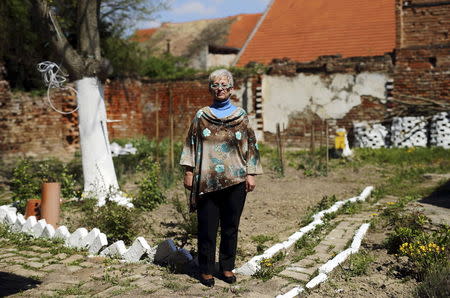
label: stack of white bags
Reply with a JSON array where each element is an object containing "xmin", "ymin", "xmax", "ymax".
[
  {"xmin": 354, "ymin": 113, "xmax": 450, "ymax": 149},
  {"xmin": 430, "ymin": 112, "xmax": 450, "ymax": 149},
  {"xmin": 353, "ymin": 122, "xmax": 388, "ymax": 148},
  {"xmin": 390, "ymin": 116, "xmax": 428, "ymax": 148}
]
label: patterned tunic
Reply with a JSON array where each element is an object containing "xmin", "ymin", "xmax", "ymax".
[{"xmin": 180, "ymin": 106, "xmax": 263, "ymax": 211}]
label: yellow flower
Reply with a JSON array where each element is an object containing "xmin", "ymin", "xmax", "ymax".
[
  {"xmin": 371, "ymin": 213, "xmax": 378, "ymax": 216},
  {"xmin": 386, "ymin": 202, "xmax": 395, "ymax": 205}
]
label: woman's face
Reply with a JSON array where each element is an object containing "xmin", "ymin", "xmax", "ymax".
[{"xmin": 210, "ymin": 76, "xmax": 233, "ymax": 101}]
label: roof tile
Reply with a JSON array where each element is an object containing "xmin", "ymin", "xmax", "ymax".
[{"xmin": 237, "ymin": 0, "xmax": 396, "ymax": 66}]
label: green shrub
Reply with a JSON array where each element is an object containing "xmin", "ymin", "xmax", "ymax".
[
  {"xmin": 415, "ymin": 263, "xmax": 450, "ymax": 297},
  {"xmin": 85, "ymin": 199, "xmax": 138, "ymax": 245},
  {"xmin": 253, "ymin": 252, "xmax": 285, "ymax": 281},
  {"xmin": 9, "ymin": 158, "xmax": 81, "ymax": 212},
  {"xmin": 112, "ymin": 137, "xmax": 183, "ymax": 189},
  {"xmin": 133, "ymin": 157, "xmax": 165, "ymax": 211},
  {"xmin": 344, "ymin": 250, "xmax": 374, "ymax": 277}
]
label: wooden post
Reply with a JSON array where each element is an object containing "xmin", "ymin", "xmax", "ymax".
[
  {"xmin": 310, "ymin": 122, "xmax": 315, "ymax": 153},
  {"xmin": 320, "ymin": 120, "xmax": 323, "ymax": 149},
  {"xmin": 326, "ymin": 120, "xmax": 329, "ymax": 176},
  {"xmin": 276, "ymin": 123, "xmax": 284, "ymax": 176},
  {"xmin": 155, "ymin": 93, "xmax": 160, "ymax": 162},
  {"xmin": 169, "ymin": 86, "xmax": 174, "ymax": 170}
]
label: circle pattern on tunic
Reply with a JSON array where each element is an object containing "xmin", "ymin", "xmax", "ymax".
[
  {"xmin": 215, "ymin": 164, "xmax": 225, "ymax": 173},
  {"xmin": 203, "ymin": 128, "xmax": 211, "ymax": 137}
]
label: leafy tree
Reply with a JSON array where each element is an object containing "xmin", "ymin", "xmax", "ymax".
[{"xmin": 0, "ymin": 0, "xmax": 168, "ymax": 89}]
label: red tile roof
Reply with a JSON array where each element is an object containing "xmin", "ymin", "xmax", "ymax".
[
  {"xmin": 225, "ymin": 13, "xmax": 262, "ymax": 48},
  {"xmin": 236, "ymin": 0, "xmax": 396, "ymax": 66},
  {"xmin": 133, "ymin": 13, "xmax": 262, "ymax": 54},
  {"xmin": 133, "ymin": 28, "xmax": 158, "ymax": 42}
]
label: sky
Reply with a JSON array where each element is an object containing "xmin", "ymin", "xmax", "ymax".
[{"xmin": 135, "ymin": 0, "xmax": 271, "ymax": 30}]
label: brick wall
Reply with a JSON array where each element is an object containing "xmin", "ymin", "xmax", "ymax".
[
  {"xmin": 393, "ymin": 0, "xmax": 450, "ymax": 113},
  {"xmin": 0, "ymin": 80, "xmax": 78, "ymax": 161},
  {"xmin": 0, "ymin": 76, "xmax": 239, "ymax": 161},
  {"xmin": 399, "ymin": 0, "xmax": 450, "ymax": 47}
]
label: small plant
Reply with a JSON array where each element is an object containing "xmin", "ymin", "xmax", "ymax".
[
  {"xmin": 171, "ymin": 195, "xmax": 197, "ymax": 244},
  {"xmin": 253, "ymin": 252, "xmax": 285, "ymax": 281},
  {"xmin": 415, "ymin": 264, "xmax": 450, "ymax": 297},
  {"xmin": 251, "ymin": 234, "xmax": 276, "ymax": 254},
  {"xmin": 399, "ymin": 241, "xmax": 447, "ymax": 279},
  {"xmin": 133, "ymin": 157, "xmax": 165, "ymax": 211},
  {"xmin": 343, "ymin": 250, "xmax": 374, "ymax": 278}
]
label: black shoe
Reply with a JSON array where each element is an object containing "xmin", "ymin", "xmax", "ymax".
[
  {"xmin": 222, "ymin": 274, "xmax": 237, "ymax": 284},
  {"xmin": 200, "ymin": 276, "xmax": 215, "ymax": 287}
]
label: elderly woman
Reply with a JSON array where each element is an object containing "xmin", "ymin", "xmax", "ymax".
[{"xmin": 180, "ymin": 69, "xmax": 263, "ymax": 287}]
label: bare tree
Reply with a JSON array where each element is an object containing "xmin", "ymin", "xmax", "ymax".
[{"xmin": 33, "ymin": 0, "xmax": 137, "ymax": 206}]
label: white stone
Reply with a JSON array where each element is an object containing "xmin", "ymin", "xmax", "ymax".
[
  {"xmin": 31, "ymin": 219, "xmax": 47, "ymax": 237},
  {"xmin": 99, "ymin": 240, "xmax": 127, "ymax": 258},
  {"xmin": 5, "ymin": 211, "xmax": 17, "ymax": 226},
  {"xmin": 276, "ymin": 286, "xmax": 305, "ymax": 298},
  {"xmin": 12, "ymin": 214, "xmax": 26, "ymax": 232},
  {"xmin": 350, "ymin": 223, "xmax": 371, "ymax": 252},
  {"xmin": 358, "ymin": 186, "xmax": 373, "ymax": 201},
  {"xmin": 21, "ymin": 216, "xmax": 37, "ymax": 234},
  {"xmin": 67, "ymin": 227, "xmax": 88, "ymax": 248},
  {"xmin": 80, "ymin": 228, "xmax": 101, "ymax": 249},
  {"xmin": 319, "ymin": 248, "xmax": 353, "ymax": 274},
  {"xmin": 146, "ymin": 246, "xmax": 157, "ymax": 262},
  {"xmin": 262, "ymin": 243, "xmax": 285, "ymax": 257},
  {"xmin": 305, "ymin": 273, "xmax": 328, "ymax": 289},
  {"xmin": 88, "ymin": 233, "xmax": 108, "ymax": 255},
  {"xmin": 0, "ymin": 206, "xmax": 11, "ymax": 222},
  {"xmin": 123, "ymin": 237, "xmax": 151, "ymax": 263},
  {"xmin": 42, "ymin": 224, "xmax": 55, "ymax": 239},
  {"xmin": 54, "ymin": 226, "xmax": 71, "ymax": 241}
]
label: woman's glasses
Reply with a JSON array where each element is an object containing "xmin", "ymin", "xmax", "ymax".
[{"xmin": 210, "ymin": 83, "xmax": 232, "ymax": 90}]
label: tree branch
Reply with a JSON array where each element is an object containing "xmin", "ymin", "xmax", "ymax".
[
  {"xmin": 34, "ymin": 0, "xmax": 84, "ymax": 80},
  {"xmin": 77, "ymin": 0, "xmax": 101, "ymax": 60}
]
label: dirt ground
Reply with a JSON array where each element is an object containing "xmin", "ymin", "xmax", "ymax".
[{"xmin": 105, "ymin": 162, "xmax": 385, "ymax": 266}]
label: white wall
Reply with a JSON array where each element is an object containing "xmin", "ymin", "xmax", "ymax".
[
  {"xmin": 261, "ymin": 72, "xmax": 389, "ymax": 133},
  {"xmin": 207, "ymin": 53, "xmax": 237, "ymax": 68}
]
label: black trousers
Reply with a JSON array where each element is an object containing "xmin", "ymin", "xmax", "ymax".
[{"xmin": 197, "ymin": 182, "xmax": 247, "ymax": 274}]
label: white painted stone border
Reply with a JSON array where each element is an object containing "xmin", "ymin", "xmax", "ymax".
[
  {"xmin": 234, "ymin": 186, "xmax": 374, "ymax": 276},
  {"xmin": 0, "ymin": 204, "xmax": 160, "ymax": 263},
  {"xmin": 276, "ymin": 223, "xmax": 371, "ymax": 298}
]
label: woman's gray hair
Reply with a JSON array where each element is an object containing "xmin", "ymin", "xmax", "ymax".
[{"xmin": 209, "ymin": 69, "xmax": 234, "ymax": 87}]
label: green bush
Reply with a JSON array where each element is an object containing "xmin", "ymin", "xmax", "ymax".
[
  {"xmin": 344, "ymin": 250, "xmax": 374, "ymax": 278},
  {"xmin": 112, "ymin": 137, "xmax": 183, "ymax": 189},
  {"xmin": 9, "ymin": 158, "xmax": 81, "ymax": 212},
  {"xmin": 415, "ymin": 263, "xmax": 450, "ymax": 297},
  {"xmin": 85, "ymin": 199, "xmax": 138, "ymax": 245},
  {"xmin": 133, "ymin": 157, "xmax": 165, "ymax": 211}
]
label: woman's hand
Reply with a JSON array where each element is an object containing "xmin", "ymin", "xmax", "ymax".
[
  {"xmin": 246, "ymin": 174, "xmax": 256, "ymax": 192},
  {"xmin": 184, "ymin": 171, "xmax": 193, "ymax": 190}
]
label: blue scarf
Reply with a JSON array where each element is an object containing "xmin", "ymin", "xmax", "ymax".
[{"xmin": 210, "ymin": 98, "xmax": 237, "ymax": 118}]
